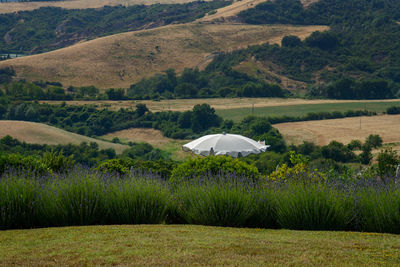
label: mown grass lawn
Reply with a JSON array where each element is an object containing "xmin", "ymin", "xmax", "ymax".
[
  {"xmin": 1, "ymin": 225, "xmax": 399, "ymax": 266},
  {"xmin": 216, "ymin": 101, "xmax": 400, "ymax": 122}
]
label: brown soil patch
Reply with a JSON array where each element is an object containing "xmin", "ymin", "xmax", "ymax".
[
  {"xmin": 0, "ymin": 0, "xmax": 207, "ymax": 14},
  {"xmin": 274, "ymin": 115, "xmax": 400, "ymax": 146},
  {"xmin": 41, "ymin": 98, "xmax": 400, "ymax": 112},
  {"xmin": 0, "ymin": 23, "xmax": 328, "ymax": 89},
  {"xmin": 0, "ymin": 120, "xmax": 128, "ymax": 154}
]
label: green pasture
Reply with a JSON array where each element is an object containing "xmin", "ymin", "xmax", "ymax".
[
  {"xmin": 216, "ymin": 101, "xmax": 400, "ymax": 122},
  {"xmin": 1, "ymin": 225, "xmax": 399, "ymax": 266}
]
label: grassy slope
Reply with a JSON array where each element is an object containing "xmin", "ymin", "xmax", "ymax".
[
  {"xmin": 0, "ymin": 225, "xmax": 399, "ymax": 266},
  {"xmin": 102, "ymin": 128, "xmax": 189, "ymax": 160},
  {"xmin": 0, "ymin": 120, "xmax": 129, "ymax": 153},
  {"xmin": 0, "ymin": 23, "xmax": 327, "ymax": 88},
  {"xmin": 0, "ymin": 0, "xmax": 212, "ymax": 14}
]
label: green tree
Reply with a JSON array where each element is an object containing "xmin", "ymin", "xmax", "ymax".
[{"xmin": 191, "ymin": 104, "xmax": 221, "ymax": 133}]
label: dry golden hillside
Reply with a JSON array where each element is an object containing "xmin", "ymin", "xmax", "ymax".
[
  {"xmin": 0, "ymin": 23, "xmax": 328, "ymax": 89},
  {"xmin": 0, "ymin": 0, "xmax": 318, "ymax": 14},
  {"xmin": 0, "ymin": 121, "xmax": 129, "ymax": 154},
  {"xmin": 0, "ymin": 0, "xmax": 211, "ymax": 14},
  {"xmin": 197, "ymin": 0, "xmax": 266, "ymax": 23}
]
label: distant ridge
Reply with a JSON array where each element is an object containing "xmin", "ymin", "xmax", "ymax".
[{"xmin": 0, "ymin": 23, "xmax": 328, "ymax": 89}]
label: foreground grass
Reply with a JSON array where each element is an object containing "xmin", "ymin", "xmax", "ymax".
[
  {"xmin": 1, "ymin": 225, "xmax": 399, "ymax": 266},
  {"xmin": 216, "ymin": 101, "xmax": 400, "ymax": 122}
]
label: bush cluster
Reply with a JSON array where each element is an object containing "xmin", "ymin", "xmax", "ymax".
[{"xmin": 2, "ymin": 168, "xmax": 400, "ymax": 234}]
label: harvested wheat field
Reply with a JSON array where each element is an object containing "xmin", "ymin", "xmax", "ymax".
[
  {"xmin": 0, "ymin": 23, "xmax": 328, "ymax": 89},
  {"xmin": 0, "ymin": 0, "xmax": 211, "ymax": 14},
  {"xmin": 0, "ymin": 121, "xmax": 129, "ymax": 153},
  {"xmin": 102, "ymin": 128, "xmax": 189, "ymax": 160},
  {"xmin": 274, "ymin": 115, "xmax": 400, "ymax": 146}
]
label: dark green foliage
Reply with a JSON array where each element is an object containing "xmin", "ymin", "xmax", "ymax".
[
  {"xmin": 281, "ymin": 35, "xmax": 302, "ymax": 48},
  {"xmin": 97, "ymin": 158, "xmax": 176, "ymax": 178},
  {"xmin": 365, "ymin": 134, "xmax": 383, "ymax": 148},
  {"xmin": 0, "ymin": 1, "xmax": 231, "ymax": 54},
  {"xmin": 231, "ymin": 0, "xmax": 400, "ymax": 99},
  {"xmin": 347, "ymin": 140, "xmax": 363, "ymax": 151},
  {"xmin": 0, "ymin": 136, "xmax": 117, "ymax": 167},
  {"xmin": 135, "ymin": 103, "xmax": 149, "ymax": 116},
  {"xmin": 359, "ymin": 144, "xmax": 373, "ymax": 165},
  {"xmin": 0, "ymin": 67, "xmax": 15, "ymax": 84},
  {"xmin": 191, "ymin": 104, "xmax": 222, "ymax": 133},
  {"xmin": 1, "ymin": 102, "xmax": 226, "ymax": 139},
  {"xmin": 387, "ymin": 106, "xmax": 400, "ymax": 114},
  {"xmin": 106, "ymin": 88, "xmax": 126, "ymax": 100},
  {"xmin": 2, "ymin": 81, "xmax": 71, "ymax": 101},
  {"xmin": 170, "ymin": 156, "xmax": 260, "ymax": 184},
  {"xmin": 128, "ymin": 67, "xmax": 285, "ymax": 99},
  {"xmin": 321, "ymin": 141, "xmax": 356, "ymax": 163},
  {"xmin": 376, "ymin": 148, "xmax": 399, "ymax": 179}
]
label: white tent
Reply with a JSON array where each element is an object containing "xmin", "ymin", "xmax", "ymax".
[{"xmin": 182, "ymin": 133, "xmax": 269, "ymax": 158}]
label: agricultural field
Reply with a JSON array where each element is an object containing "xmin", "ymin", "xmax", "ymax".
[
  {"xmin": 274, "ymin": 115, "xmax": 400, "ymax": 146},
  {"xmin": 0, "ymin": 121, "xmax": 128, "ymax": 153},
  {"xmin": 0, "ymin": 23, "xmax": 328, "ymax": 89},
  {"xmin": 102, "ymin": 128, "xmax": 189, "ymax": 160},
  {"xmin": 215, "ymin": 100, "xmax": 400, "ymax": 121},
  {"xmin": 41, "ymin": 98, "xmax": 400, "ymax": 113},
  {"xmin": 1, "ymin": 225, "xmax": 399, "ymax": 266}
]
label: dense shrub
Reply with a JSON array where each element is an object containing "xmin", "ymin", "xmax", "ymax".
[
  {"xmin": 276, "ymin": 183, "xmax": 354, "ymax": 231},
  {"xmin": 2, "ymin": 167, "xmax": 400, "ymax": 234},
  {"xmin": 169, "ymin": 156, "xmax": 260, "ymax": 183},
  {"xmin": 358, "ymin": 187, "xmax": 400, "ymax": 234},
  {"xmin": 387, "ymin": 106, "xmax": 400, "ymax": 114},
  {"xmin": 0, "ymin": 175, "xmax": 39, "ymax": 229},
  {"xmin": 176, "ymin": 181, "xmax": 255, "ymax": 227},
  {"xmin": 42, "ymin": 170, "xmax": 109, "ymax": 226},
  {"xmin": 106, "ymin": 177, "xmax": 169, "ymax": 224},
  {"xmin": 97, "ymin": 158, "xmax": 176, "ymax": 178}
]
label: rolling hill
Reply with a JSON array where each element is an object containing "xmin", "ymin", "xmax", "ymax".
[
  {"xmin": 0, "ymin": 120, "xmax": 129, "ymax": 153},
  {"xmin": 0, "ymin": 23, "xmax": 328, "ymax": 89},
  {"xmin": 0, "ymin": 0, "xmax": 211, "ymax": 14}
]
